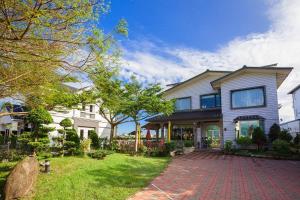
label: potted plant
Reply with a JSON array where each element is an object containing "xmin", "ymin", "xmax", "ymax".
[{"xmin": 183, "ymin": 140, "xmax": 195, "ymax": 154}]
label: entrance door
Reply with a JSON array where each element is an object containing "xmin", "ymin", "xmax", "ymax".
[{"xmin": 206, "ymin": 125, "xmax": 220, "ymax": 148}]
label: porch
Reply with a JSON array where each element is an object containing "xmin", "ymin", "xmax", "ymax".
[{"xmin": 144, "ymin": 109, "xmax": 224, "ymax": 149}]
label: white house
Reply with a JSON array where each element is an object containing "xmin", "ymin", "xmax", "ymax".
[
  {"xmin": 145, "ymin": 64, "xmax": 293, "ymax": 148},
  {"xmin": 280, "ymin": 84, "xmax": 300, "ymax": 137}
]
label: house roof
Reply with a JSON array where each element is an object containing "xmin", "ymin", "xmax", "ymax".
[
  {"xmin": 288, "ymin": 84, "xmax": 300, "ymax": 94},
  {"xmin": 211, "ymin": 64, "xmax": 293, "ymax": 89},
  {"xmin": 163, "ymin": 70, "xmax": 232, "ymax": 93},
  {"xmin": 146, "ymin": 109, "xmax": 222, "ymax": 123}
]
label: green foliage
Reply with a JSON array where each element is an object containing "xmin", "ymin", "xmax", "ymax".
[
  {"xmin": 184, "ymin": 140, "xmax": 194, "ymax": 147},
  {"xmin": 294, "ymin": 134, "xmax": 300, "ymax": 145},
  {"xmin": 0, "ymin": 150, "xmax": 26, "ymax": 162},
  {"xmin": 165, "ymin": 142, "xmax": 176, "ymax": 152},
  {"xmin": 272, "ymin": 139, "xmax": 291, "ymax": 154},
  {"xmin": 252, "ymin": 127, "xmax": 266, "ymax": 150},
  {"xmin": 278, "ymin": 129, "xmax": 293, "ymax": 143},
  {"xmin": 66, "ymin": 129, "xmax": 80, "ymax": 147},
  {"xmin": 224, "ymin": 140, "xmax": 233, "ymax": 153},
  {"xmin": 236, "ymin": 136, "xmax": 252, "ymax": 147},
  {"xmin": 9, "ymin": 134, "xmax": 18, "ymax": 148},
  {"xmin": 27, "ymin": 107, "xmax": 53, "ymax": 127},
  {"xmin": 59, "ymin": 118, "xmax": 72, "ymax": 129},
  {"xmin": 88, "ymin": 130, "xmax": 100, "ymax": 149},
  {"xmin": 0, "ymin": 134, "xmax": 4, "ymax": 145},
  {"xmin": 268, "ymin": 123, "xmax": 281, "ymax": 142},
  {"xmin": 18, "ymin": 130, "xmax": 51, "ymax": 153},
  {"xmin": 80, "ymin": 139, "xmax": 91, "ymax": 153},
  {"xmin": 87, "ymin": 150, "xmax": 114, "ymax": 160}
]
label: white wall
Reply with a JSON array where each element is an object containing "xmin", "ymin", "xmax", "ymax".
[
  {"xmin": 164, "ymin": 73, "xmax": 226, "ymax": 108},
  {"xmin": 293, "ymin": 89, "xmax": 300, "ymax": 119},
  {"xmin": 221, "ymin": 72, "xmax": 279, "ymax": 143}
]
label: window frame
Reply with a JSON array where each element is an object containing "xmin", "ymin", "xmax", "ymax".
[
  {"xmin": 235, "ymin": 119, "xmax": 264, "ymax": 139},
  {"xmin": 175, "ymin": 96, "xmax": 192, "ymax": 111},
  {"xmin": 230, "ymin": 86, "xmax": 266, "ymax": 109},
  {"xmin": 200, "ymin": 93, "xmax": 221, "ymax": 109}
]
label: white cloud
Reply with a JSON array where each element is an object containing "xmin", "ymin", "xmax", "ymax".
[{"xmin": 121, "ymin": 0, "xmax": 300, "ymax": 122}]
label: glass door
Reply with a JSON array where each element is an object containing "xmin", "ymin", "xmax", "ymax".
[{"xmin": 206, "ymin": 125, "xmax": 220, "ymax": 148}]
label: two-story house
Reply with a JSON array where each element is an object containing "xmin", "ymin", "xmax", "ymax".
[
  {"xmin": 280, "ymin": 84, "xmax": 300, "ymax": 137},
  {"xmin": 146, "ymin": 64, "xmax": 293, "ymax": 148}
]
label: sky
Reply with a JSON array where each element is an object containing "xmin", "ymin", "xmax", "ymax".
[{"xmin": 98, "ymin": 0, "xmax": 300, "ymax": 134}]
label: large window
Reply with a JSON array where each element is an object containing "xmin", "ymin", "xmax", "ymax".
[
  {"xmin": 231, "ymin": 86, "xmax": 265, "ymax": 109},
  {"xmin": 235, "ymin": 120, "xmax": 262, "ymax": 138},
  {"xmin": 200, "ymin": 93, "xmax": 221, "ymax": 109},
  {"xmin": 175, "ymin": 97, "xmax": 191, "ymax": 111}
]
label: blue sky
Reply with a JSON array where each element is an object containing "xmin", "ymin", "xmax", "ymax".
[{"xmin": 97, "ymin": 0, "xmax": 300, "ymax": 134}]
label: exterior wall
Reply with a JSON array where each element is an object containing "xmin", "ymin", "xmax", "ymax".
[
  {"xmin": 292, "ymin": 89, "xmax": 300, "ymax": 119},
  {"xmin": 280, "ymin": 120, "xmax": 300, "ymax": 137},
  {"xmin": 164, "ymin": 73, "xmax": 225, "ymax": 109},
  {"xmin": 221, "ymin": 72, "xmax": 279, "ymax": 144}
]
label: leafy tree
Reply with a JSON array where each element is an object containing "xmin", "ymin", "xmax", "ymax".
[
  {"xmin": 18, "ymin": 107, "xmax": 53, "ymax": 154},
  {"xmin": 294, "ymin": 134, "xmax": 300, "ymax": 145},
  {"xmin": 59, "ymin": 118, "xmax": 72, "ymax": 156},
  {"xmin": 268, "ymin": 123, "xmax": 281, "ymax": 142},
  {"xmin": 64, "ymin": 129, "xmax": 80, "ymax": 155},
  {"xmin": 124, "ymin": 77, "xmax": 174, "ymax": 152},
  {"xmin": 87, "ymin": 66, "xmax": 131, "ymax": 144},
  {"xmin": 88, "ymin": 130, "xmax": 99, "ymax": 149},
  {"xmin": 0, "ymin": 0, "xmax": 127, "ymax": 116},
  {"xmin": 252, "ymin": 127, "xmax": 267, "ymax": 150}
]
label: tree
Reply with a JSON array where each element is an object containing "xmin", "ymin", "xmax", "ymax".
[
  {"xmin": 18, "ymin": 107, "xmax": 53, "ymax": 154},
  {"xmin": 268, "ymin": 123, "xmax": 281, "ymax": 142},
  {"xmin": 278, "ymin": 129, "xmax": 293, "ymax": 143},
  {"xmin": 59, "ymin": 118, "xmax": 72, "ymax": 156},
  {"xmin": 0, "ymin": 0, "xmax": 127, "ymax": 116},
  {"xmin": 252, "ymin": 127, "xmax": 267, "ymax": 150},
  {"xmin": 124, "ymin": 77, "xmax": 174, "ymax": 152},
  {"xmin": 88, "ymin": 66, "xmax": 131, "ymax": 144},
  {"xmin": 65, "ymin": 129, "xmax": 80, "ymax": 155},
  {"xmin": 88, "ymin": 130, "xmax": 99, "ymax": 149}
]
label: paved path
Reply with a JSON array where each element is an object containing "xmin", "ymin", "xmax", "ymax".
[{"xmin": 128, "ymin": 151, "xmax": 300, "ymax": 200}]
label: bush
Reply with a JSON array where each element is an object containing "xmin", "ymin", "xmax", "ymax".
[
  {"xmin": 0, "ymin": 134, "xmax": 4, "ymax": 144},
  {"xmin": 87, "ymin": 150, "xmax": 114, "ymax": 160},
  {"xmin": 80, "ymin": 139, "xmax": 91, "ymax": 154},
  {"xmin": 88, "ymin": 130, "xmax": 99, "ymax": 149},
  {"xmin": 0, "ymin": 150, "xmax": 26, "ymax": 162},
  {"xmin": 236, "ymin": 136, "xmax": 252, "ymax": 147},
  {"xmin": 59, "ymin": 118, "xmax": 72, "ymax": 128},
  {"xmin": 294, "ymin": 134, "xmax": 300, "ymax": 145},
  {"xmin": 184, "ymin": 140, "xmax": 193, "ymax": 147},
  {"xmin": 278, "ymin": 129, "xmax": 293, "ymax": 143},
  {"xmin": 269, "ymin": 123, "xmax": 280, "ymax": 142},
  {"xmin": 165, "ymin": 142, "xmax": 176, "ymax": 153},
  {"xmin": 272, "ymin": 139, "xmax": 291, "ymax": 154},
  {"xmin": 66, "ymin": 129, "xmax": 80, "ymax": 147},
  {"xmin": 252, "ymin": 127, "xmax": 266, "ymax": 150},
  {"xmin": 224, "ymin": 140, "xmax": 232, "ymax": 153}
]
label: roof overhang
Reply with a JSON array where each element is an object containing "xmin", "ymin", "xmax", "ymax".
[
  {"xmin": 288, "ymin": 84, "xmax": 300, "ymax": 94},
  {"xmin": 211, "ymin": 65, "xmax": 293, "ymax": 89}
]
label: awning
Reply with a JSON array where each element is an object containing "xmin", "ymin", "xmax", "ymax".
[
  {"xmin": 233, "ymin": 115, "xmax": 265, "ymax": 122},
  {"xmin": 146, "ymin": 109, "xmax": 222, "ymax": 123}
]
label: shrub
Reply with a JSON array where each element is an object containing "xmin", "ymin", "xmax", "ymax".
[
  {"xmin": 272, "ymin": 139, "xmax": 291, "ymax": 154},
  {"xmin": 88, "ymin": 130, "xmax": 99, "ymax": 149},
  {"xmin": 236, "ymin": 136, "xmax": 252, "ymax": 147},
  {"xmin": 138, "ymin": 145, "xmax": 148, "ymax": 155},
  {"xmin": 224, "ymin": 140, "xmax": 232, "ymax": 153},
  {"xmin": 184, "ymin": 140, "xmax": 193, "ymax": 147},
  {"xmin": 87, "ymin": 150, "xmax": 114, "ymax": 160},
  {"xmin": 0, "ymin": 134, "xmax": 4, "ymax": 144},
  {"xmin": 59, "ymin": 118, "xmax": 72, "ymax": 128},
  {"xmin": 268, "ymin": 123, "xmax": 280, "ymax": 142},
  {"xmin": 278, "ymin": 129, "xmax": 293, "ymax": 143},
  {"xmin": 294, "ymin": 134, "xmax": 300, "ymax": 145},
  {"xmin": 165, "ymin": 142, "xmax": 176, "ymax": 153},
  {"xmin": 252, "ymin": 127, "xmax": 266, "ymax": 150},
  {"xmin": 80, "ymin": 139, "xmax": 91, "ymax": 154},
  {"xmin": 66, "ymin": 129, "xmax": 80, "ymax": 147},
  {"xmin": 0, "ymin": 150, "xmax": 26, "ymax": 162}
]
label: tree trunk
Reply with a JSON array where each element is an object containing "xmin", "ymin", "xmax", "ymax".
[
  {"xmin": 109, "ymin": 124, "xmax": 115, "ymax": 144},
  {"xmin": 135, "ymin": 121, "xmax": 138, "ymax": 153}
]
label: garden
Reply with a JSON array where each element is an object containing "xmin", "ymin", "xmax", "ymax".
[{"xmin": 224, "ymin": 123, "xmax": 300, "ymax": 160}]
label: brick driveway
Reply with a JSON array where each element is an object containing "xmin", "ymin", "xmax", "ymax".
[{"xmin": 128, "ymin": 151, "xmax": 300, "ymax": 200}]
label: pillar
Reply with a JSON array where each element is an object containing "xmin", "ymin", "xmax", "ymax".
[{"xmin": 160, "ymin": 123, "xmax": 165, "ymax": 141}]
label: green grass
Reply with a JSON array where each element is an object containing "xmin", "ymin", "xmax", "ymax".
[{"xmin": 32, "ymin": 154, "xmax": 170, "ymax": 200}]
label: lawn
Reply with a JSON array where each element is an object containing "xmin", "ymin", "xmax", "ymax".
[
  {"xmin": 28, "ymin": 153, "xmax": 169, "ymax": 200},
  {"xmin": 0, "ymin": 162, "xmax": 16, "ymax": 200}
]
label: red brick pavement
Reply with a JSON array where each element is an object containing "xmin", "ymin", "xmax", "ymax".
[{"xmin": 128, "ymin": 151, "xmax": 300, "ymax": 200}]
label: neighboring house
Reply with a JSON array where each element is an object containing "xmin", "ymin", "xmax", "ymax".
[
  {"xmin": 280, "ymin": 84, "xmax": 300, "ymax": 137},
  {"xmin": 146, "ymin": 64, "xmax": 292, "ymax": 149},
  {"xmin": 0, "ymin": 104, "xmax": 27, "ymax": 142}
]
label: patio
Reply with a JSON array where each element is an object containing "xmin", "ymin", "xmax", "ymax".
[{"xmin": 128, "ymin": 151, "xmax": 300, "ymax": 200}]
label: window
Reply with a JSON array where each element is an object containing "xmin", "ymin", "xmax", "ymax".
[
  {"xmin": 231, "ymin": 87, "xmax": 265, "ymax": 109},
  {"xmin": 200, "ymin": 94, "xmax": 221, "ymax": 109},
  {"xmin": 175, "ymin": 97, "xmax": 191, "ymax": 111},
  {"xmin": 235, "ymin": 120, "xmax": 262, "ymax": 138},
  {"xmin": 89, "ymin": 105, "xmax": 94, "ymax": 112},
  {"xmin": 80, "ymin": 130, "xmax": 84, "ymax": 140}
]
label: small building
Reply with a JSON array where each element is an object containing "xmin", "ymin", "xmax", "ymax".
[{"xmin": 280, "ymin": 84, "xmax": 300, "ymax": 137}]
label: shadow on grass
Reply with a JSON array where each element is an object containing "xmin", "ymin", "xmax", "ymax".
[{"xmin": 86, "ymin": 158, "xmax": 167, "ymax": 189}]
